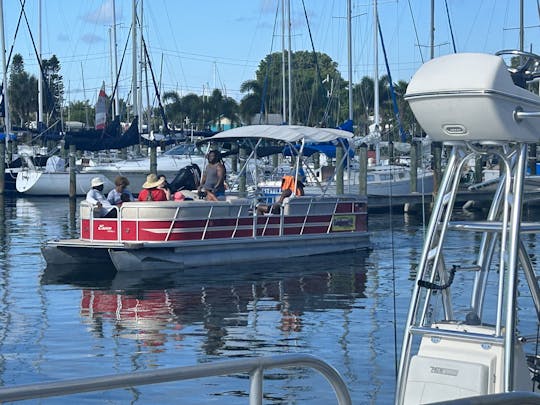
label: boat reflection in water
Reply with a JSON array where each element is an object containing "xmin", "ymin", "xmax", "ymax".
[{"xmin": 42, "ymin": 251, "xmax": 368, "ymax": 354}]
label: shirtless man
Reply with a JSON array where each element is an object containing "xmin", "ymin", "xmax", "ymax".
[{"xmin": 198, "ymin": 150, "xmax": 225, "ymax": 201}]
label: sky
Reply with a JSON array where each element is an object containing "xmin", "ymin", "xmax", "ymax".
[{"xmin": 2, "ymin": 0, "xmax": 538, "ymax": 108}]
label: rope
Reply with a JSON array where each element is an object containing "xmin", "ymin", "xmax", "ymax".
[
  {"xmin": 418, "ymin": 265, "xmax": 457, "ymax": 290},
  {"xmin": 444, "ymin": 0, "xmax": 457, "ymax": 53}
]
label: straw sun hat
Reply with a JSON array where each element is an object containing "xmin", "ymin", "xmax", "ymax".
[{"xmin": 142, "ymin": 173, "xmax": 164, "ymax": 189}]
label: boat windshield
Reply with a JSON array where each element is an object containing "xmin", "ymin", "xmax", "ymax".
[{"xmin": 163, "ymin": 144, "xmax": 204, "ymax": 156}]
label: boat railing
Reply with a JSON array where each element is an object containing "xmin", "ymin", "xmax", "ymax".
[
  {"xmin": 0, "ymin": 354, "xmax": 352, "ymax": 405},
  {"xmin": 80, "ymin": 196, "xmax": 366, "ymax": 243}
]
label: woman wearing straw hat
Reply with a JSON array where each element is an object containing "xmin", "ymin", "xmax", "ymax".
[
  {"xmin": 138, "ymin": 174, "xmax": 168, "ymax": 201},
  {"xmin": 86, "ymin": 177, "xmax": 116, "ymax": 218}
]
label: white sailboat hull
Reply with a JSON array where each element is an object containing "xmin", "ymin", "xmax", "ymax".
[{"xmin": 16, "ymin": 170, "xmax": 114, "ymax": 196}]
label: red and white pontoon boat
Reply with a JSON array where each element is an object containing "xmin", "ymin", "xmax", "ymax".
[{"xmin": 42, "ymin": 126, "xmax": 369, "ymax": 272}]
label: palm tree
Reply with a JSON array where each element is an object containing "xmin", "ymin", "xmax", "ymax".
[
  {"xmin": 163, "ymin": 91, "xmax": 183, "ymax": 127},
  {"xmin": 239, "ymin": 79, "xmax": 264, "ymax": 124}
]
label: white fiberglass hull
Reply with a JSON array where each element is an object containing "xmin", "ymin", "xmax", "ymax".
[
  {"xmin": 83, "ymin": 155, "xmax": 206, "ymax": 191},
  {"xmin": 16, "ymin": 170, "xmax": 114, "ymax": 196}
]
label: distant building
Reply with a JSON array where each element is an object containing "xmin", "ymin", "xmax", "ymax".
[{"xmin": 210, "ymin": 116, "xmax": 233, "ymax": 132}]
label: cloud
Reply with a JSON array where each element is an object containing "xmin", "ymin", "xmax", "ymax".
[
  {"xmin": 80, "ymin": 33, "xmax": 104, "ymax": 44},
  {"xmin": 57, "ymin": 33, "xmax": 70, "ymax": 42},
  {"xmin": 81, "ymin": 0, "xmax": 122, "ymax": 24}
]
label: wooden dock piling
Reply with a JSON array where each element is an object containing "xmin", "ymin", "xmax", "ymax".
[{"xmin": 69, "ymin": 144, "xmax": 76, "ymax": 198}]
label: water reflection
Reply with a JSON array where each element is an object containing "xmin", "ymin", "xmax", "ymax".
[{"xmin": 43, "ymin": 252, "xmax": 368, "ymax": 357}]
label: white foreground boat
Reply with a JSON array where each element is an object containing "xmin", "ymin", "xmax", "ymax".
[
  {"xmin": 396, "ymin": 51, "xmax": 540, "ymax": 404},
  {"xmin": 42, "ymin": 125, "xmax": 369, "ymax": 272}
]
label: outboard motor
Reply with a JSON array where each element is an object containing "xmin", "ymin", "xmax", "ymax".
[{"xmin": 169, "ymin": 164, "xmax": 201, "ymax": 193}]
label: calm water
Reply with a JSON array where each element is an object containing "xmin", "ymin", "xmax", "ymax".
[{"xmin": 0, "ymin": 195, "xmax": 539, "ymax": 404}]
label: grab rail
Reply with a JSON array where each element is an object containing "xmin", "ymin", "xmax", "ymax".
[{"xmin": 0, "ymin": 354, "xmax": 352, "ymax": 405}]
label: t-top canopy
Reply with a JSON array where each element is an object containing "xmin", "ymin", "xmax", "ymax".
[{"xmin": 203, "ymin": 124, "xmax": 354, "ymax": 144}]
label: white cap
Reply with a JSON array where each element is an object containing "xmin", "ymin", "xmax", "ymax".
[{"xmin": 91, "ymin": 177, "xmax": 104, "ymax": 187}]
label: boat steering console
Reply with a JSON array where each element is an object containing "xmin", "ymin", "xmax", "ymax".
[{"xmin": 496, "ymin": 49, "xmax": 540, "ymax": 88}]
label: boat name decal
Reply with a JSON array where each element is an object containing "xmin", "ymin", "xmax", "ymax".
[
  {"xmin": 430, "ymin": 366, "xmax": 458, "ymax": 376},
  {"xmin": 97, "ymin": 224, "xmax": 115, "ymax": 232}
]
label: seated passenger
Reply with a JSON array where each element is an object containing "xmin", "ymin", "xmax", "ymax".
[
  {"xmin": 138, "ymin": 174, "xmax": 168, "ymax": 201},
  {"xmin": 107, "ymin": 175, "xmax": 134, "ymax": 206},
  {"xmin": 198, "ymin": 150, "xmax": 226, "ymax": 201},
  {"xmin": 157, "ymin": 174, "xmax": 172, "ymax": 200},
  {"xmin": 87, "ymin": 177, "xmax": 116, "ymax": 218},
  {"xmin": 257, "ymin": 175, "xmax": 305, "ymax": 215}
]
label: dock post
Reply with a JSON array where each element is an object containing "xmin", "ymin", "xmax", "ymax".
[
  {"xmin": 0, "ymin": 140, "xmax": 5, "ymax": 194},
  {"xmin": 388, "ymin": 141, "xmax": 394, "ymax": 165},
  {"xmin": 336, "ymin": 144, "xmax": 344, "ymax": 195},
  {"xmin": 474, "ymin": 155, "xmax": 483, "ymax": 184},
  {"xmin": 6, "ymin": 137, "xmax": 12, "ymax": 163},
  {"xmin": 410, "ymin": 140, "xmax": 418, "ymax": 193},
  {"xmin": 231, "ymin": 144, "xmax": 238, "ymax": 174},
  {"xmin": 313, "ymin": 152, "xmax": 320, "ymax": 170},
  {"xmin": 69, "ymin": 144, "xmax": 77, "ymax": 198},
  {"xmin": 69, "ymin": 196, "xmax": 77, "ymax": 234},
  {"xmin": 358, "ymin": 143, "xmax": 368, "ymax": 196},
  {"xmin": 150, "ymin": 143, "xmax": 157, "ymax": 175},
  {"xmin": 239, "ymin": 147, "xmax": 246, "ymax": 194}
]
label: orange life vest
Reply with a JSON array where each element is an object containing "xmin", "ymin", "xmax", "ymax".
[{"xmin": 281, "ymin": 175, "xmax": 303, "ymax": 196}]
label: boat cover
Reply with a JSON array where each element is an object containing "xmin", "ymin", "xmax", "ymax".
[{"xmin": 206, "ymin": 125, "xmax": 354, "ymax": 144}]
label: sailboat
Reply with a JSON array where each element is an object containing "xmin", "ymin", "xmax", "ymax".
[
  {"xmin": 15, "ymin": 84, "xmax": 119, "ymax": 196},
  {"xmin": 361, "ymin": 0, "xmax": 433, "ymax": 197}
]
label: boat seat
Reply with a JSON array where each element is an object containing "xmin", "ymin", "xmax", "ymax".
[{"xmin": 119, "ymin": 200, "xmax": 251, "ymax": 220}]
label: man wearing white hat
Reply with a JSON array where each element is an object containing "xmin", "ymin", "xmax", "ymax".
[{"xmin": 86, "ymin": 177, "xmax": 116, "ymax": 218}]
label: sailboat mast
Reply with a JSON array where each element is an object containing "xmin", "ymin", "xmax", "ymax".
[
  {"xmin": 519, "ymin": 0, "xmax": 524, "ymax": 51},
  {"xmin": 138, "ymin": 0, "xmax": 144, "ymax": 128},
  {"xmin": 430, "ymin": 0, "xmax": 435, "ymax": 59},
  {"xmin": 281, "ymin": 0, "xmax": 286, "ymax": 123},
  {"xmin": 287, "ymin": 0, "xmax": 292, "ymax": 124},
  {"xmin": 37, "ymin": 0, "xmax": 43, "ymax": 128},
  {"xmin": 111, "ymin": 0, "xmax": 120, "ymax": 118},
  {"xmin": 132, "ymin": 0, "xmax": 139, "ymax": 129},
  {"xmin": 347, "ymin": 0, "xmax": 353, "ymax": 121},
  {"xmin": 0, "ymin": 0, "xmax": 10, "ymax": 147},
  {"xmin": 373, "ymin": 0, "xmax": 379, "ymax": 163}
]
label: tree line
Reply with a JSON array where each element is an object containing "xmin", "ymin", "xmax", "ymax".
[{"xmin": 6, "ymin": 51, "xmax": 418, "ymax": 141}]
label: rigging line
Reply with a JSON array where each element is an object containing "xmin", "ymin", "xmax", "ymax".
[
  {"xmin": 444, "ymin": 0, "xmax": 457, "ymax": 53},
  {"xmin": 141, "ymin": 35, "xmax": 170, "ymax": 134},
  {"xmin": 301, "ymin": 0, "xmax": 327, "ymax": 126},
  {"xmin": 259, "ymin": 1, "xmax": 280, "ymax": 124},
  {"xmin": 18, "ymin": 0, "xmax": 55, "ymax": 126},
  {"xmin": 376, "ymin": 15, "xmax": 399, "ymax": 377},
  {"xmin": 108, "ymin": 22, "xmax": 132, "ymax": 120},
  {"xmin": 7, "ymin": 0, "xmax": 26, "ymax": 69},
  {"xmin": 407, "ymin": 0, "xmax": 424, "ymax": 64},
  {"xmin": 377, "ymin": 18, "xmax": 407, "ymax": 142}
]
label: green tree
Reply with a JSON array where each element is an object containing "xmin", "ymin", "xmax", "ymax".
[
  {"xmin": 42, "ymin": 54, "xmax": 64, "ymax": 126},
  {"xmin": 240, "ymin": 51, "xmax": 344, "ymax": 127},
  {"xmin": 8, "ymin": 53, "xmax": 38, "ymax": 127},
  {"xmin": 239, "ymin": 79, "xmax": 264, "ymax": 124},
  {"xmin": 67, "ymin": 100, "xmax": 94, "ymax": 127}
]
